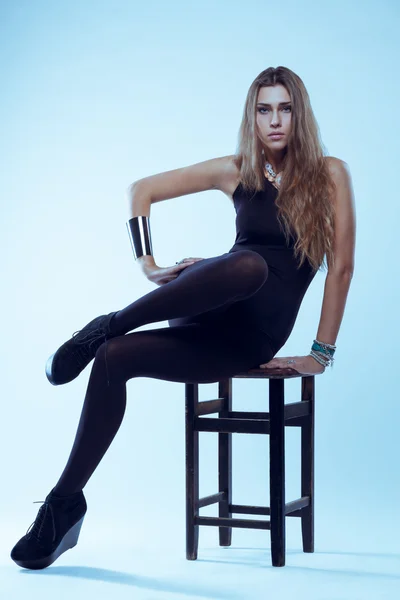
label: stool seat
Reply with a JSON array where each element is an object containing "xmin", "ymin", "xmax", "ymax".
[
  {"xmin": 234, "ymin": 365, "xmax": 304, "ymax": 378},
  {"xmin": 185, "ymin": 367, "xmax": 317, "ymax": 567}
]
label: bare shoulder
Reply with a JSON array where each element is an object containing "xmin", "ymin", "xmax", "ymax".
[
  {"xmin": 324, "ymin": 156, "xmax": 354, "ymax": 212},
  {"xmin": 215, "ymin": 154, "xmax": 241, "ymax": 202},
  {"xmin": 325, "ymin": 155, "xmax": 351, "ymax": 180}
]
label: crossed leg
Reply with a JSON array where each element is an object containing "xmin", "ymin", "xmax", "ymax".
[{"xmin": 108, "ymin": 249, "xmax": 269, "ymax": 335}]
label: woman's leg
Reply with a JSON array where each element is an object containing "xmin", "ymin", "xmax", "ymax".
[
  {"xmin": 52, "ymin": 323, "xmax": 273, "ymax": 496},
  {"xmin": 108, "ymin": 250, "xmax": 268, "ymax": 335}
]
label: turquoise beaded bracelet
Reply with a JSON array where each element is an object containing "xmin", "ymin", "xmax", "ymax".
[{"xmin": 310, "ymin": 339, "xmax": 336, "ymax": 368}]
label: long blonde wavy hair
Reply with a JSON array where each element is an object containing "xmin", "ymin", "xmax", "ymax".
[{"xmin": 234, "ymin": 66, "xmax": 337, "ymax": 274}]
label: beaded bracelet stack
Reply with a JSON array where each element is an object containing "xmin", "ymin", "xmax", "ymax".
[{"xmin": 310, "ymin": 340, "xmax": 336, "ymax": 368}]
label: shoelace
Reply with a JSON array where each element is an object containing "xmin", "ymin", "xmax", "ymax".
[
  {"xmin": 26, "ymin": 500, "xmax": 56, "ymax": 543},
  {"xmin": 71, "ymin": 320, "xmax": 111, "ymax": 386},
  {"xmin": 71, "ymin": 323, "xmax": 108, "ymax": 350}
]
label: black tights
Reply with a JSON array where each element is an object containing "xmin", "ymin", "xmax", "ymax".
[{"xmin": 53, "ymin": 250, "xmax": 273, "ymax": 496}]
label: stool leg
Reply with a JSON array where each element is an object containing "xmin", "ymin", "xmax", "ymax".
[
  {"xmin": 301, "ymin": 376, "xmax": 315, "ymax": 553},
  {"xmin": 185, "ymin": 383, "xmax": 199, "ymax": 560},
  {"xmin": 218, "ymin": 379, "xmax": 232, "ymax": 547},
  {"xmin": 269, "ymin": 378, "xmax": 286, "ymax": 567}
]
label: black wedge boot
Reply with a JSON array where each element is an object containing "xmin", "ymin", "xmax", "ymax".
[
  {"xmin": 45, "ymin": 311, "xmax": 120, "ymax": 386},
  {"xmin": 10, "ymin": 488, "xmax": 87, "ymax": 570}
]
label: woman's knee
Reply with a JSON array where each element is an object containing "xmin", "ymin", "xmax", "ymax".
[
  {"xmin": 228, "ymin": 250, "xmax": 269, "ymax": 291},
  {"xmin": 93, "ymin": 337, "xmax": 129, "ymax": 385}
]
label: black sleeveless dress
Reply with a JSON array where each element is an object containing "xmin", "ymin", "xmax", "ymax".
[
  {"xmin": 223, "ymin": 177, "xmax": 319, "ymax": 356},
  {"xmin": 169, "ymin": 177, "xmax": 320, "ymax": 363}
]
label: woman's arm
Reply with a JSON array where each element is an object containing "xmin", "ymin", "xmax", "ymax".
[
  {"xmin": 315, "ymin": 271, "xmax": 353, "ymax": 346},
  {"xmin": 315, "ymin": 158, "xmax": 356, "ymax": 345},
  {"xmin": 260, "ymin": 158, "xmax": 356, "ymax": 373}
]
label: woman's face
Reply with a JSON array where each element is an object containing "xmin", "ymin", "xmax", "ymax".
[{"xmin": 256, "ymin": 84, "xmax": 292, "ymax": 153}]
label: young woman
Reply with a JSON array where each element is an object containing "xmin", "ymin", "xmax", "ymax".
[{"xmin": 11, "ymin": 66, "xmax": 356, "ymax": 569}]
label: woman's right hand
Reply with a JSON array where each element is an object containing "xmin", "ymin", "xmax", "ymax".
[{"xmin": 145, "ymin": 258, "xmax": 203, "ymax": 286}]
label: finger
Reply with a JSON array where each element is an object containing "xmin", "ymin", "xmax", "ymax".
[
  {"xmin": 176, "ymin": 260, "xmax": 195, "ymax": 268},
  {"xmin": 175, "ymin": 263, "xmax": 195, "ymax": 272}
]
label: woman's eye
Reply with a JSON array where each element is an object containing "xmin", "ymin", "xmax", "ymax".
[{"xmin": 258, "ymin": 107, "xmax": 291, "ymax": 114}]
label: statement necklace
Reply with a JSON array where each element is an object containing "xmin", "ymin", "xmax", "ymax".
[{"xmin": 265, "ymin": 161, "xmax": 282, "ymax": 188}]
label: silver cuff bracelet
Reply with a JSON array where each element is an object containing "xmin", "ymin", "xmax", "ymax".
[{"xmin": 126, "ymin": 216, "xmax": 153, "ymax": 260}]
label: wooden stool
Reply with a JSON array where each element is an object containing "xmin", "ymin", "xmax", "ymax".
[{"xmin": 185, "ymin": 367, "xmax": 315, "ymax": 567}]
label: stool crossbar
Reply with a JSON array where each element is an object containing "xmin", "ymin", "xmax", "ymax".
[{"xmin": 185, "ymin": 367, "xmax": 315, "ymax": 567}]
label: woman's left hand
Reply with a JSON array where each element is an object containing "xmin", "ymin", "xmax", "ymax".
[{"xmin": 259, "ymin": 354, "xmax": 326, "ymax": 375}]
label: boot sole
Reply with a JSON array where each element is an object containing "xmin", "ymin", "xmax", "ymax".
[
  {"xmin": 45, "ymin": 351, "xmax": 85, "ymax": 387},
  {"xmin": 45, "ymin": 353, "xmax": 59, "ymax": 386},
  {"xmin": 12, "ymin": 515, "xmax": 85, "ymax": 570}
]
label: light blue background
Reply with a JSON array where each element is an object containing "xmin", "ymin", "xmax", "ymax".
[{"xmin": 1, "ymin": 0, "xmax": 399, "ymax": 598}]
